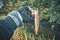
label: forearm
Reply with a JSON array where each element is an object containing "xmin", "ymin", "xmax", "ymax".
[
  {"xmin": 5, "ymin": 10, "xmax": 23, "ymax": 32},
  {"xmin": 0, "ymin": 10, "xmax": 23, "ymax": 40},
  {"xmin": 0, "ymin": 6, "xmax": 34, "ymax": 40}
]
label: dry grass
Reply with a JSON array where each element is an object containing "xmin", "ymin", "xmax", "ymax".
[
  {"xmin": 0, "ymin": 14, "xmax": 6, "ymax": 19},
  {"xmin": 10, "ymin": 27, "xmax": 28, "ymax": 40}
]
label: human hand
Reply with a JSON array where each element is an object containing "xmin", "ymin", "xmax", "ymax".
[{"xmin": 18, "ymin": 6, "xmax": 38, "ymax": 23}]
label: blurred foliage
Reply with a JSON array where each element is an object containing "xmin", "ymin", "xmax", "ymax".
[{"xmin": 0, "ymin": 0, "xmax": 60, "ymax": 40}]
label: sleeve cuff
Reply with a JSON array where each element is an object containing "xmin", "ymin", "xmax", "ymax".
[{"xmin": 7, "ymin": 10, "xmax": 23, "ymax": 26}]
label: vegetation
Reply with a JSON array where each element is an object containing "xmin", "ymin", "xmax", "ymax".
[{"xmin": 0, "ymin": 0, "xmax": 60, "ymax": 40}]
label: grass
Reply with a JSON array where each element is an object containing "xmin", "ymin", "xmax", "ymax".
[{"xmin": 10, "ymin": 27, "xmax": 55, "ymax": 40}]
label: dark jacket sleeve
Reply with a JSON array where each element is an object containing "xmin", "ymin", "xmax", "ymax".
[
  {"xmin": 0, "ymin": 16, "xmax": 17, "ymax": 40},
  {"xmin": 0, "ymin": 10, "xmax": 23, "ymax": 40}
]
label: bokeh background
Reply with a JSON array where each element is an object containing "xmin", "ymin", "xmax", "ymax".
[{"xmin": 0, "ymin": 0, "xmax": 60, "ymax": 40}]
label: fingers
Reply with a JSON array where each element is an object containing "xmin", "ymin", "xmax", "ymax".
[
  {"xmin": 29, "ymin": 7, "xmax": 38, "ymax": 15},
  {"xmin": 28, "ymin": 6, "xmax": 39, "ymax": 19},
  {"xmin": 29, "ymin": 6, "xmax": 38, "ymax": 14},
  {"xmin": 29, "ymin": 6, "xmax": 33, "ymax": 12}
]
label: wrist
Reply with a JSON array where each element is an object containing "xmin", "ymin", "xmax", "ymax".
[{"xmin": 7, "ymin": 10, "xmax": 23, "ymax": 26}]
